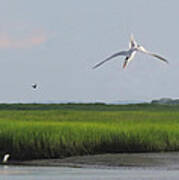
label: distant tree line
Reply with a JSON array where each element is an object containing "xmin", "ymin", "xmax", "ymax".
[{"xmin": 151, "ymin": 98, "xmax": 179, "ymax": 105}]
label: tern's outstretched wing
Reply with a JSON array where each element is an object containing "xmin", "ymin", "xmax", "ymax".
[
  {"xmin": 148, "ymin": 53, "xmax": 168, "ymax": 63},
  {"xmin": 93, "ymin": 51, "xmax": 127, "ymax": 69},
  {"xmin": 137, "ymin": 46, "xmax": 168, "ymax": 64}
]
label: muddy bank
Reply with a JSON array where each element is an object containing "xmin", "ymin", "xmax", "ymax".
[{"xmin": 7, "ymin": 152, "xmax": 179, "ymax": 169}]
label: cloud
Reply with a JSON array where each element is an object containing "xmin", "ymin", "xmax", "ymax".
[{"xmin": 0, "ymin": 31, "xmax": 47, "ymax": 49}]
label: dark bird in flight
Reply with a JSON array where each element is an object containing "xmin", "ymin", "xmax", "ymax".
[{"xmin": 32, "ymin": 83, "xmax": 37, "ymax": 89}]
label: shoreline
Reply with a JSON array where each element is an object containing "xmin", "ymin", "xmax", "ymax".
[{"xmin": 6, "ymin": 152, "xmax": 179, "ymax": 169}]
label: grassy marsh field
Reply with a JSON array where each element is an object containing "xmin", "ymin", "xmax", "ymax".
[{"xmin": 0, "ymin": 103, "xmax": 179, "ymax": 160}]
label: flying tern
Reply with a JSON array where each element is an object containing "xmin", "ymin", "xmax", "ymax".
[{"xmin": 93, "ymin": 34, "xmax": 168, "ymax": 69}]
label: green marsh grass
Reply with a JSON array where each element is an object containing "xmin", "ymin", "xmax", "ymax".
[{"xmin": 0, "ymin": 104, "xmax": 179, "ymax": 160}]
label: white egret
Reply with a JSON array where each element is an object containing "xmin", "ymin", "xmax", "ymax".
[{"xmin": 2, "ymin": 154, "xmax": 10, "ymax": 163}]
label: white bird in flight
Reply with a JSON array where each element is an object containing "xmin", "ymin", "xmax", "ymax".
[{"xmin": 93, "ymin": 34, "xmax": 168, "ymax": 69}]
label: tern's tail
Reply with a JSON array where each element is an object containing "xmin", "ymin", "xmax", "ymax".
[{"xmin": 130, "ymin": 33, "xmax": 134, "ymax": 41}]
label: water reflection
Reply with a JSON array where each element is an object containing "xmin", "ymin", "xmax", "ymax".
[{"xmin": 1, "ymin": 165, "xmax": 179, "ymax": 180}]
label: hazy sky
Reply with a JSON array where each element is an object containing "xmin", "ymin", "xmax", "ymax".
[{"xmin": 0, "ymin": 0, "xmax": 178, "ymax": 103}]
